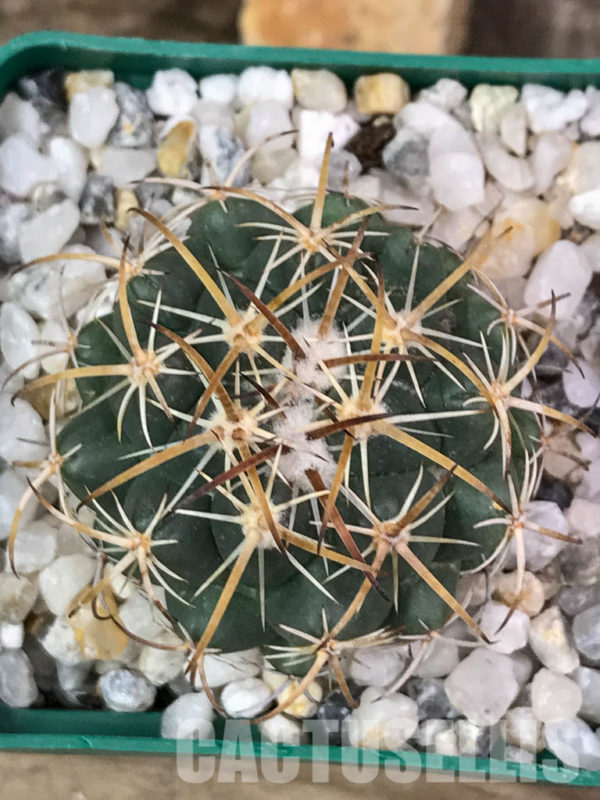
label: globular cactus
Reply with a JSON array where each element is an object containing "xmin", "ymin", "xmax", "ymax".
[{"xmin": 13, "ymin": 139, "xmax": 589, "ymax": 718}]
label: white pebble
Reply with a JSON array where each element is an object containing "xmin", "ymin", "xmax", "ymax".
[
  {"xmin": 430, "ymin": 151, "xmax": 485, "ymax": 211},
  {"xmin": 532, "ymin": 668, "xmax": 582, "ymax": 723},
  {"xmin": 479, "ymin": 600, "xmax": 530, "ymax": 654},
  {"xmin": 41, "ymin": 617, "xmax": 85, "ymax": 665},
  {"xmin": 524, "ymin": 241, "xmax": 591, "ymax": 321},
  {"xmin": 581, "ymin": 86, "xmax": 600, "ymax": 136},
  {"xmin": 296, "ymin": 109, "xmax": 359, "ymax": 164},
  {"xmin": 512, "ymin": 651, "xmax": 534, "ymax": 689},
  {"xmin": 69, "ymin": 87, "xmax": 119, "ymax": 148},
  {"xmin": 505, "ymin": 500, "xmax": 569, "ymax": 572},
  {"xmin": 190, "ymin": 648, "xmax": 262, "ymax": 689},
  {"xmin": 291, "ymin": 68, "xmax": 347, "ymax": 113},
  {"xmin": 0, "ymin": 650, "xmax": 38, "ymax": 707},
  {"xmin": 48, "ymin": 136, "xmax": 88, "ymax": 201},
  {"xmin": 529, "ymin": 606, "xmax": 580, "ymax": 674},
  {"xmin": 580, "ymin": 233, "xmax": 600, "ymax": 273},
  {"xmin": 417, "ymin": 718, "xmax": 452, "ymax": 749},
  {"xmin": 435, "ymin": 727, "xmax": 459, "ymax": 756},
  {"xmin": 0, "ymin": 93, "xmax": 43, "ymax": 144},
  {"xmin": 161, "ymin": 692, "xmax": 214, "ymax": 739},
  {"xmin": 573, "ymin": 605, "xmax": 600, "ymax": 664},
  {"xmin": 95, "ymin": 146, "xmax": 156, "ymax": 185},
  {"xmin": 198, "ymin": 73, "xmax": 238, "ymax": 105},
  {"xmin": 500, "ymin": 103, "xmax": 528, "ymax": 156},
  {"xmin": 564, "ymin": 361, "xmax": 600, "ymax": 409},
  {"xmin": 505, "ymin": 706, "xmax": 543, "ymax": 752},
  {"xmin": 100, "ymin": 668, "xmax": 156, "ymax": 712},
  {"xmin": 259, "ymin": 714, "xmax": 302, "ymax": 745},
  {"xmin": 0, "ymin": 573, "xmax": 37, "ymax": 623},
  {"xmin": 0, "ymin": 302, "xmax": 41, "ymax": 380},
  {"xmin": 191, "ymin": 99, "xmax": 234, "ymax": 131},
  {"xmin": 348, "ymin": 644, "xmax": 409, "ymax": 688},
  {"xmin": 347, "ymin": 686, "xmax": 418, "ymax": 750},
  {"xmin": 470, "ymin": 84, "xmax": 518, "ymax": 133},
  {"xmin": 413, "ymin": 638, "xmax": 459, "ymax": 679},
  {"xmin": 237, "ymin": 66, "xmax": 293, "ymax": 109},
  {"xmin": 569, "ymin": 190, "xmax": 600, "ymax": 229},
  {"xmin": 566, "ymin": 141, "xmax": 600, "ymax": 194},
  {"xmin": 220, "ymin": 677, "xmax": 272, "ymax": 718},
  {"xmin": 397, "ymin": 101, "xmax": 457, "ymax": 136},
  {"xmin": 522, "ymin": 84, "xmax": 588, "ymax": 133},
  {"xmin": 531, "ymin": 132, "xmax": 573, "ymax": 194},
  {"xmin": 39, "ymin": 554, "xmax": 96, "ymax": 616},
  {"xmin": 0, "ymin": 394, "xmax": 47, "ymax": 463},
  {"xmin": 7, "ymin": 246, "xmax": 104, "ymax": 322},
  {"xmin": 544, "ymin": 717, "xmax": 600, "ymax": 771},
  {"xmin": 243, "ymin": 101, "xmax": 293, "ymax": 152},
  {"xmin": 138, "ymin": 632, "xmax": 186, "ymax": 686},
  {"xmin": 575, "ymin": 667, "xmax": 600, "ymax": 725},
  {"xmin": 0, "ymin": 469, "xmax": 37, "ymax": 541},
  {"xmin": 0, "ymin": 133, "xmax": 58, "ymax": 198},
  {"xmin": 146, "ymin": 69, "xmax": 197, "ymax": 117},
  {"xmin": 444, "ymin": 649, "xmax": 519, "ymax": 726},
  {"xmin": 419, "ymin": 79, "xmax": 467, "ymax": 111},
  {"xmin": 0, "ymin": 622, "xmax": 24, "ymax": 649},
  {"xmin": 18, "ymin": 199, "xmax": 81, "ymax": 263},
  {"xmin": 118, "ymin": 590, "xmax": 166, "ymax": 640},
  {"xmin": 480, "ymin": 137, "xmax": 533, "ymax": 192},
  {"xmin": 11, "ymin": 520, "xmax": 57, "ymax": 574}
]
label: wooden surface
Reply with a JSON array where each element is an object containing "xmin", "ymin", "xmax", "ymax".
[
  {"xmin": 239, "ymin": 0, "xmax": 472, "ymax": 53},
  {"xmin": 1, "ymin": 0, "xmax": 600, "ymax": 57},
  {"xmin": 0, "ymin": 751, "xmax": 597, "ymax": 800}
]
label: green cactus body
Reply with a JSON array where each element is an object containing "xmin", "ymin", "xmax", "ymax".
[{"xmin": 16, "ymin": 153, "xmax": 577, "ymax": 702}]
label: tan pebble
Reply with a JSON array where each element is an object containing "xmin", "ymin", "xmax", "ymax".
[
  {"xmin": 115, "ymin": 188, "xmax": 139, "ymax": 232},
  {"xmin": 497, "ymin": 199, "xmax": 561, "ymax": 256},
  {"xmin": 65, "ymin": 70, "xmax": 114, "ymax": 100},
  {"xmin": 492, "ymin": 571, "xmax": 545, "ymax": 617},
  {"xmin": 483, "ymin": 198, "xmax": 561, "ymax": 280},
  {"xmin": 25, "ymin": 380, "xmax": 80, "ymax": 421},
  {"xmin": 262, "ymin": 670, "xmax": 323, "ymax": 718},
  {"xmin": 354, "ymin": 73, "xmax": 410, "ymax": 116},
  {"xmin": 157, "ymin": 120, "xmax": 196, "ymax": 178},
  {"xmin": 68, "ymin": 588, "xmax": 129, "ymax": 661}
]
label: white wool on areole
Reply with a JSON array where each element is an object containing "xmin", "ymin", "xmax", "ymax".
[
  {"xmin": 281, "ymin": 319, "xmax": 347, "ymax": 393},
  {"xmin": 272, "ymin": 401, "xmax": 336, "ymax": 491}
]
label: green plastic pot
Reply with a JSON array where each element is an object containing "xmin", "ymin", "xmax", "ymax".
[{"xmin": 0, "ymin": 30, "xmax": 598, "ymax": 786}]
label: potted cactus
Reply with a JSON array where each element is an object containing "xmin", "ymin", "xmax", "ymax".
[{"xmin": 1, "ymin": 31, "xmax": 600, "ymax": 786}]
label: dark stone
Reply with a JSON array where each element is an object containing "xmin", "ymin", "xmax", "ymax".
[
  {"xmin": 575, "ymin": 280, "xmax": 600, "ymax": 340},
  {"xmin": 535, "ymin": 473, "xmax": 574, "ymax": 510},
  {"xmin": 558, "ymin": 583, "xmax": 600, "ymax": 616},
  {"xmin": 314, "ymin": 686, "xmax": 360, "ymax": 746},
  {"xmin": 327, "ymin": 149, "xmax": 362, "ymax": 192},
  {"xmin": 406, "ymin": 677, "xmax": 459, "ymax": 721},
  {"xmin": 532, "ymin": 378, "xmax": 577, "ymax": 417},
  {"xmin": 31, "ymin": 184, "xmax": 67, "ymax": 214},
  {"xmin": 22, "ymin": 632, "xmax": 57, "ymax": 698},
  {"xmin": 345, "ymin": 119, "xmax": 396, "ymax": 172},
  {"xmin": 382, "ymin": 130, "xmax": 429, "ymax": 186},
  {"xmin": 456, "ymin": 719, "xmax": 496, "ymax": 757},
  {"xmin": 135, "ymin": 180, "xmax": 172, "ymax": 209},
  {"xmin": 79, "ymin": 174, "xmax": 116, "ymax": 225},
  {"xmin": 535, "ymin": 339, "xmax": 572, "ymax": 380},
  {"xmin": 108, "ymin": 82, "xmax": 155, "ymax": 148},
  {"xmin": 17, "ymin": 69, "xmax": 66, "ymax": 108}
]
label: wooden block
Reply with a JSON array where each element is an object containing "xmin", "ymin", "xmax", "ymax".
[{"xmin": 239, "ymin": 0, "xmax": 472, "ymax": 54}]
